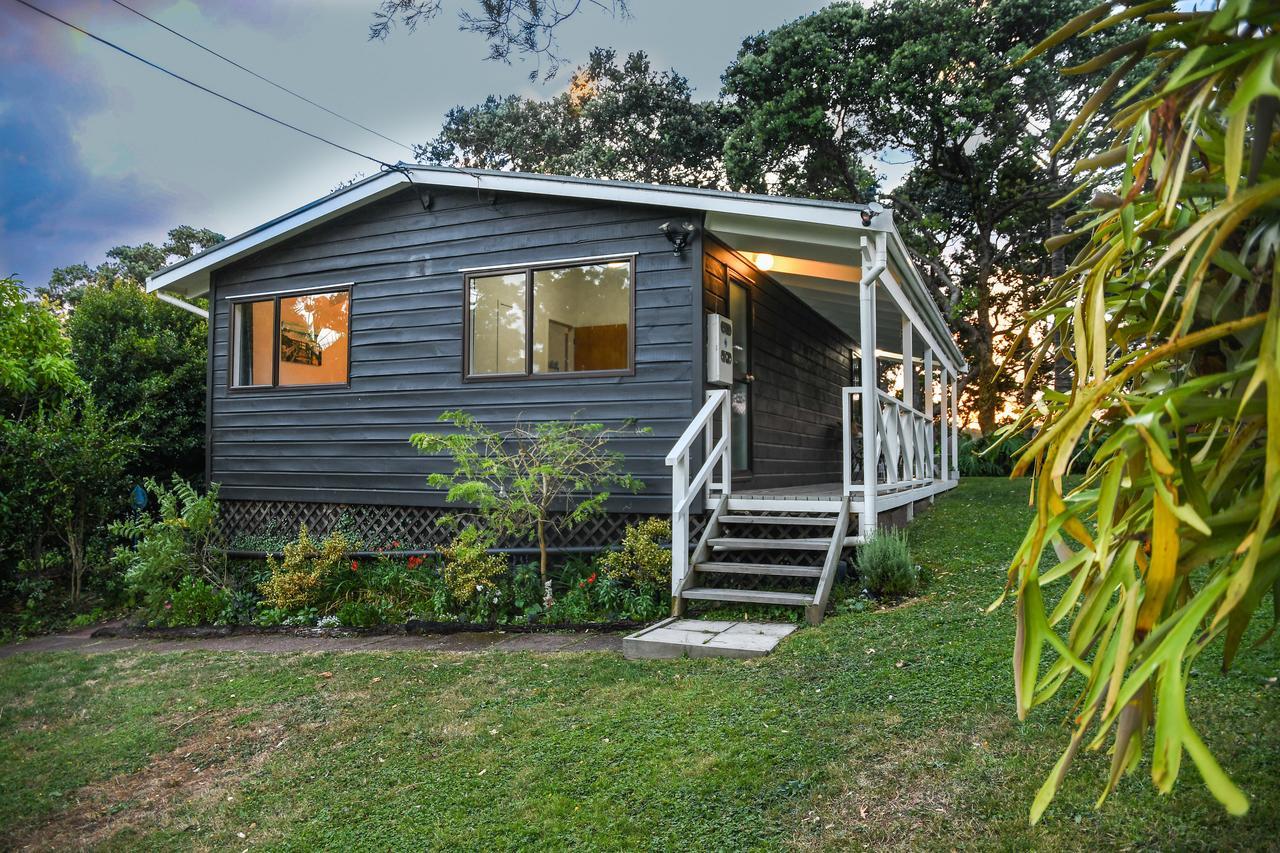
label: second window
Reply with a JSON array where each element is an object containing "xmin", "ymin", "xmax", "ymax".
[{"xmin": 466, "ymin": 258, "xmax": 633, "ymax": 378}]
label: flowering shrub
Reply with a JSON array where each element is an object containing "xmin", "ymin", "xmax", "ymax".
[
  {"xmin": 258, "ymin": 525, "xmax": 358, "ymax": 612},
  {"xmin": 438, "ymin": 526, "xmax": 507, "ymax": 606}
]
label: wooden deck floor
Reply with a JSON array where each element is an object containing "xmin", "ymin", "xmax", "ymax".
[{"xmin": 736, "ymin": 482, "xmax": 845, "ymax": 500}]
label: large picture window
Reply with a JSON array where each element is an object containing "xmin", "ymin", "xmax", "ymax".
[
  {"xmin": 465, "ymin": 257, "xmax": 633, "ymax": 379},
  {"xmin": 230, "ymin": 287, "xmax": 351, "ymax": 389}
]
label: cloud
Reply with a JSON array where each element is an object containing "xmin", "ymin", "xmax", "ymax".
[
  {"xmin": 1, "ymin": 0, "xmax": 829, "ymax": 290},
  {"xmin": 0, "ymin": 2, "xmax": 179, "ymax": 286}
]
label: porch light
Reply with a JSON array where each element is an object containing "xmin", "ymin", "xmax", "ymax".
[{"xmin": 754, "ymin": 253, "xmax": 774, "ymax": 271}]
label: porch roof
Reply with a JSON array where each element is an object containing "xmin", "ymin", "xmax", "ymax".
[{"xmin": 146, "ymin": 164, "xmax": 966, "ymax": 372}]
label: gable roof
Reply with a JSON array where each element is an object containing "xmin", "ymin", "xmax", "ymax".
[{"xmin": 147, "ymin": 164, "xmax": 965, "ymax": 369}]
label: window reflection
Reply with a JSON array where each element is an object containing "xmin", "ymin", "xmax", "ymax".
[
  {"xmin": 465, "ymin": 260, "xmax": 632, "ymax": 378},
  {"xmin": 232, "ymin": 299, "xmax": 274, "ymax": 387},
  {"xmin": 468, "ymin": 273, "xmax": 527, "ymax": 375},
  {"xmin": 533, "ymin": 262, "xmax": 630, "ymax": 373},
  {"xmin": 278, "ymin": 291, "xmax": 350, "ymax": 386}
]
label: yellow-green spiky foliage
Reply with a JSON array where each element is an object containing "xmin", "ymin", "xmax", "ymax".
[{"xmin": 1000, "ymin": 0, "xmax": 1280, "ymax": 824}]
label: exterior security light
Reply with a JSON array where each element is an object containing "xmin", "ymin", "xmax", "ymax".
[{"xmin": 754, "ymin": 253, "xmax": 775, "ymax": 272}]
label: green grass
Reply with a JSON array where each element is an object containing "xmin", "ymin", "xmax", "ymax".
[{"xmin": 1, "ymin": 478, "xmax": 1276, "ymax": 850}]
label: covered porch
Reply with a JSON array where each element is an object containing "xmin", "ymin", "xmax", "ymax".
[{"xmin": 666, "ymin": 205, "xmax": 966, "ymax": 611}]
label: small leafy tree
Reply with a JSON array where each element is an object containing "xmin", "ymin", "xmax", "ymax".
[
  {"xmin": 67, "ymin": 281, "xmax": 208, "ymax": 481},
  {"xmin": 19, "ymin": 397, "xmax": 137, "ymax": 604},
  {"xmin": 1002, "ymin": 0, "xmax": 1279, "ymax": 822},
  {"xmin": 410, "ymin": 411, "xmax": 645, "ymax": 593},
  {"xmin": 0, "ymin": 276, "xmax": 84, "ymax": 575}
]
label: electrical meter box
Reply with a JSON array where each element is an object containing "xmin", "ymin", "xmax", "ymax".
[{"xmin": 706, "ymin": 314, "xmax": 734, "ymax": 386}]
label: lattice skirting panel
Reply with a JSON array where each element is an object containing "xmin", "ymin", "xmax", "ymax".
[{"xmin": 221, "ymin": 499, "xmax": 707, "ymax": 551}]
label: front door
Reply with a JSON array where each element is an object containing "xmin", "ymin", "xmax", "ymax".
[{"xmin": 728, "ymin": 275, "xmax": 752, "ymax": 474}]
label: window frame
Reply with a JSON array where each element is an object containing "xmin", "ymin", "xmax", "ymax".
[
  {"xmin": 461, "ymin": 254, "xmax": 637, "ymax": 382},
  {"xmin": 227, "ymin": 283, "xmax": 353, "ymax": 393}
]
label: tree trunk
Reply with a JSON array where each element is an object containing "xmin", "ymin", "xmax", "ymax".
[
  {"xmin": 1050, "ymin": 207, "xmax": 1071, "ymax": 394},
  {"xmin": 536, "ymin": 515, "xmax": 549, "ymax": 587},
  {"xmin": 67, "ymin": 517, "xmax": 85, "ymax": 606}
]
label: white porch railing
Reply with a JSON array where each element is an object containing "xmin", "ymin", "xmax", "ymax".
[
  {"xmin": 664, "ymin": 389, "xmax": 731, "ymax": 596},
  {"xmin": 841, "ymin": 386, "xmax": 936, "ymax": 497}
]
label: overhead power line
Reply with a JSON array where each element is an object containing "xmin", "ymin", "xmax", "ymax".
[
  {"xmin": 10, "ymin": 0, "xmax": 396, "ymax": 170},
  {"xmin": 106, "ymin": 0, "xmax": 414, "ymax": 154}
]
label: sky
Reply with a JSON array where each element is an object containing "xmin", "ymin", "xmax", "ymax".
[{"xmin": 0, "ymin": 0, "xmax": 836, "ymax": 289}]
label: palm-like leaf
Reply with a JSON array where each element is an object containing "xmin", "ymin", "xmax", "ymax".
[{"xmin": 1003, "ymin": 0, "xmax": 1280, "ymax": 822}]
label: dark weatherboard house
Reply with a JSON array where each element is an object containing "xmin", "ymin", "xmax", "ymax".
[{"xmin": 149, "ymin": 166, "xmax": 966, "ymax": 623}]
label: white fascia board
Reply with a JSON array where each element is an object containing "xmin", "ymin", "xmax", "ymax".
[
  {"xmin": 145, "ymin": 172, "xmax": 409, "ymax": 296},
  {"xmin": 413, "ymin": 168, "xmax": 890, "ymax": 233}
]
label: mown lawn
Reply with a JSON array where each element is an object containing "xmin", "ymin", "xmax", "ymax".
[{"xmin": 1, "ymin": 478, "xmax": 1276, "ymax": 850}]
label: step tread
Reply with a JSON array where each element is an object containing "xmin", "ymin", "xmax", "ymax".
[
  {"xmin": 709, "ymin": 537, "xmax": 833, "ymax": 550},
  {"xmin": 681, "ymin": 587, "xmax": 815, "ymax": 606},
  {"xmin": 695, "ymin": 562, "xmax": 823, "ymax": 578},
  {"xmin": 720, "ymin": 514, "xmax": 837, "ymax": 526}
]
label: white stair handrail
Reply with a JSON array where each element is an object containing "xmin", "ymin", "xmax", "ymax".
[{"xmin": 667, "ymin": 389, "xmax": 731, "ymax": 598}]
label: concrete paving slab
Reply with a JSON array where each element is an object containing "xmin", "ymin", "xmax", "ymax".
[{"xmin": 623, "ymin": 618, "xmax": 798, "ymax": 660}]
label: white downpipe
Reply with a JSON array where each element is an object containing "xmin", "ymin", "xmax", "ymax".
[
  {"xmin": 860, "ymin": 233, "xmax": 887, "ymax": 538},
  {"xmin": 155, "ymin": 291, "xmax": 209, "ymax": 319}
]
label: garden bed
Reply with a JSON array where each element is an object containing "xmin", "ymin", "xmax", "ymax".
[{"xmin": 90, "ymin": 618, "xmax": 644, "ymax": 641}]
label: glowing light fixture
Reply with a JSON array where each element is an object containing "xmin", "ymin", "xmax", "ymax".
[{"xmin": 754, "ymin": 253, "xmax": 775, "ymax": 271}]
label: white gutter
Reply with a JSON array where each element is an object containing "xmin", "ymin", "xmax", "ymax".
[{"xmin": 155, "ymin": 291, "xmax": 209, "ymax": 319}]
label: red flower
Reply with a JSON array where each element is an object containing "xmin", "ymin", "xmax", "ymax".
[
  {"xmin": 407, "ymin": 555, "xmax": 423, "ymax": 569},
  {"xmin": 350, "ymin": 560, "xmax": 360, "ymax": 572},
  {"xmin": 393, "ymin": 540, "xmax": 401, "ymax": 548},
  {"xmin": 587, "ymin": 572, "xmax": 597, "ymax": 584}
]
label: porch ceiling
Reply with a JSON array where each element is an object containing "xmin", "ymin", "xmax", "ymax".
[{"xmin": 705, "ymin": 212, "xmax": 925, "ymax": 360}]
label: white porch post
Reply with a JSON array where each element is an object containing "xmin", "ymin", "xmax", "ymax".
[
  {"xmin": 924, "ymin": 347, "xmax": 935, "ymax": 489},
  {"xmin": 901, "ymin": 318, "xmax": 913, "ymax": 410},
  {"xmin": 859, "ymin": 235, "xmax": 882, "ymax": 538},
  {"xmin": 939, "ymin": 367, "xmax": 950, "ymax": 481},
  {"xmin": 900, "ymin": 317, "xmax": 914, "ymax": 520},
  {"xmin": 951, "ymin": 374, "xmax": 961, "ymax": 481}
]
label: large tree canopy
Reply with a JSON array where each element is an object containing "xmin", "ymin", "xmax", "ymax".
[
  {"xmin": 723, "ymin": 0, "xmax": 1123, "ymax": 432},
  {"xmin": 421, "ymin": 48, "xmax": 728, "ymax": 187}
]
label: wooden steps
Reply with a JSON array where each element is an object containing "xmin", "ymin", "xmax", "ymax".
[{"xmin": 675, "ymin": 494, "xmax": 856, "ymax": 626}]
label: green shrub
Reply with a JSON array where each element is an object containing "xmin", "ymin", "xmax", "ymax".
[
  {"xmin": 598, "ymin": 517, "xmax": 671, "ymax": 587},
  {"xmin": 856, "ymin": 529, "xmax": 922, "ymax": 598},
  {"xmin": 956, "ymin": 432, "xmax": 1027, "ymax": 477},
  {"xmin": 110, "ymin": 476, "xmax": 225, "ymax": 616},
  {"xmin": 163, "ymin": 576, "xmax": 229, "ymax": 626},
  {"xmin": 411, "ymin": 410, "xmax": 645, "ymax": 595},
  {"xmin": 336, "ymin": 599, "xmax": 397, "ymax": 627}
]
